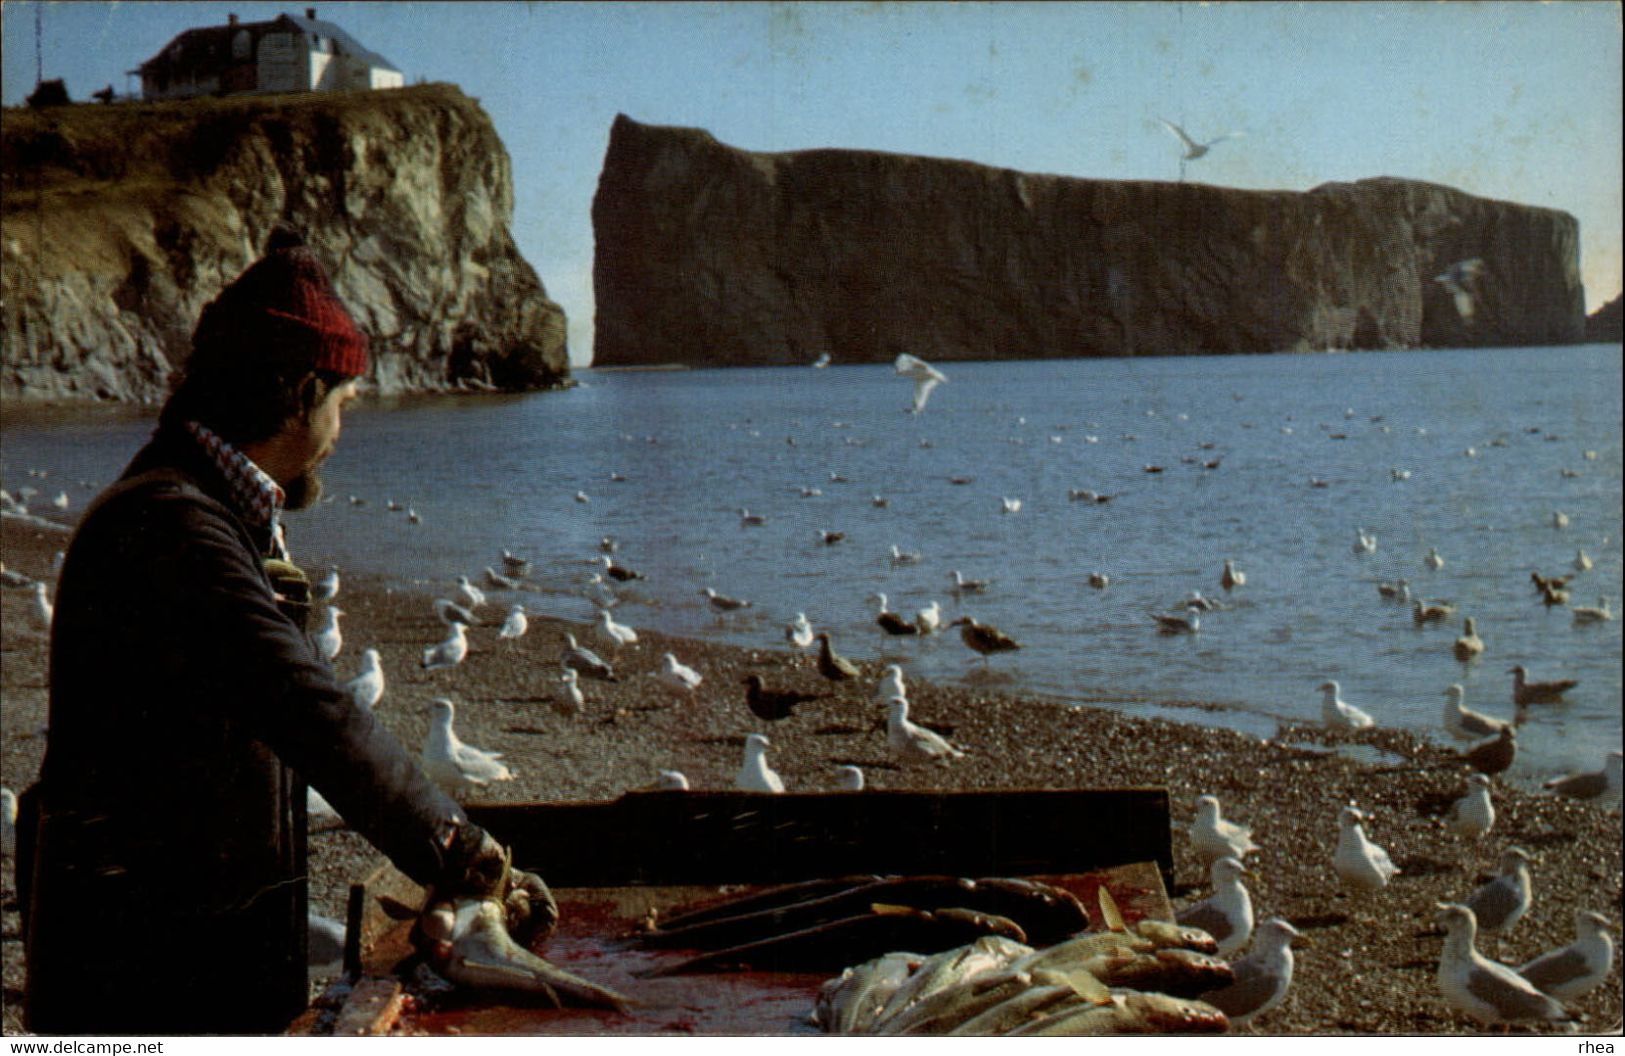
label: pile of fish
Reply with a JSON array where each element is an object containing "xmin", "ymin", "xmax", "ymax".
[
  {"xmin": 636, "ymin": 874, "xmax": 1093, "ymax": 975},
  {"xmin": 810, "ymin": 905, "xmax": 1234, "ymax": 1036}
]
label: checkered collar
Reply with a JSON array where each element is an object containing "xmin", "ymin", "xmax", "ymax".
[{"xmin": 184, "ymin": 420, "xmax": 288, "ymax": 559}]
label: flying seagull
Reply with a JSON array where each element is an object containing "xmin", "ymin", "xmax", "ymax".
[
  {"xmin": 894, "ymin": 353, "xmax": 948, "ymax": 414},
  {"xmin": 1157, "ymin": 117, "xmax": 1243, "ymax": 160}
]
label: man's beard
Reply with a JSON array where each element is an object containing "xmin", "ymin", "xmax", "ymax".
[{"xmin": 283, "ymin": 469, "xmax": 323, "ymax": 511}]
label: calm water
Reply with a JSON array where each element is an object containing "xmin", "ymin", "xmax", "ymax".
[{"xmin": 4, "ymin": 345, "xmax": 1620, "ymax": 788}]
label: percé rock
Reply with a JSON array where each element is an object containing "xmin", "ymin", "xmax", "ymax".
[
  {"xmin": 1585, "ymin": 295, "xmax": 1622, "ymax": 342},
  {"xmin": 1, "ymin": 83, "xmax": 568, "ymax": 403},
  {"xmin": 592, "ymin": 114, "xmax": 1584, "ymax": 367}
]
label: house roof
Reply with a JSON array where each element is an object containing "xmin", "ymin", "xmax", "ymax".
[{"xmin": 136, "ymin": 12, "xmax": 400, "ymax": 76}]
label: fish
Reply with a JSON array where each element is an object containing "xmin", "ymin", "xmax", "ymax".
[
  {"xmin": 644, "ymin": 904, "xmax": 1027, "ymax": 976},
  {"xmin": 878, "ymin": 968, "xmax": 1039, "ymax": 1036},
  {"xmin": 417, "ymin": 895, "xmax": 631, "ymax": 1010},
  {"xmin": 943, "ymin": 971, "xmax": 1113, "ymax": 1036},
  {"xmin": 1006, "ymin": 990, "xmax": 1229, "ymax": 1035},
  {"xmin": 654, "ymin": 875, "xmax": 885, "ymax": 932},
  {"xmin": 1010, "ymin": 937, "xmax": 1233, "ymax": 997},
  {"xmin": 871, "ymin": 934, "xmax": 1035, "ymax": 1030},
  {"xmin": 813, "ymin": 950, "xmax": 925, "ymax": 1035}
]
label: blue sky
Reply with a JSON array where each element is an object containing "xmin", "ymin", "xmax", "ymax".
[{"xmin": 5, "ymin": 1, "xmax": 1621, "ymax": 364}]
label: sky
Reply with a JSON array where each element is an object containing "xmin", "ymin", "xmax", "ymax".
[{"xmin": 4, "ymin": 1, "xmax": 1621, "ymax": 365}]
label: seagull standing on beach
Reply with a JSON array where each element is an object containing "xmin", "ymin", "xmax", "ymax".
[
  {"xmin": 1542, "ymin": 750, "xmax": 1622, "ymax": 805},
  {"xmin": 313, "ymin": 607, "xmax": 343, "ymax": 661},
  {"xmin": 498, "ymin": 604, "xmax": 528, "ymax": 640},
  {"xmin": 1198, "ymin": 918, "xmax": 1301, "ymax": 1029},
  {"xmin": 434, "ymin": 598, "xmax": 477, "ymax": 628},
  {"xmin": 561, "ymin": 633, "xmax": 616, "ymax": 681},
  {"xmin": 1189, "ymin": 794, "xmax": 1259, "ymax": 867},
  {"xmin": 736, "ymin": 733, "xmax": 785, "ymax": 793},
  {"xmin": 659, "ymin": 652, "xmax": 703, "ymax": 695},
  {"xmin": 1516, "ymin": 910, "xmax": 1616, "ymax": 1002},
  {"xmin": 652, "ymin": 769, "xmax": 689, "ymax": 791},
  {"xmin": 835, "ymin": 765, "xmax": 865, "ymax": 791},
  {"xmin": 313, "ymin": 565, "xmax": 340, "ymax": 603},
  {"xmin": 784, "ymin": 612, "xmax": 816, "ymax": 649},
  {"xmin": 1462, "ymin": 846, "xmax": 1533, "ymax": 953},
  {"xmin": 886, "ymin": 696, "xmax": 965, "ymax": 763},
  {"xmin": 422, "ymin": 699, "xmax": 513, "ymax": 795},
  {"xmin": 554, "ymin": 667, "xmax": 585, "ymax": 717},
  {"xmin": 894, "ymin": 353, "xmax": 948, "ymax": 414},
  {"xmin": 344, "ymin": 648, "xmax": 385, "ymax": 711},
  {"xmin": 875, "ymin": 664, "xmax": 908, "ymax": 705},
  {"xmin": 815, "ymin": 633, "xmax": 861, "ymax": 682},
  {"xmin": 1445, "ymin": 774, "xmax": 1495, "ymax": 841},
  {"xmin": 30, "ymin": 581, "xmax": 53, "ymax": 631},
  {"xmin": 1333, "ymin": 805, "xmax": 1399, "ymax": 893},
  {"xmin": 1461, "ymin": 726, "xmax": 1518, "ymax": 777},
  {"xmin": 1319, "ymin": 680, "xmax": 1375, "ymax": 730},
  {"xmin": 1176, "ymin": 856, "xmax": 1255, "ymax": 958},
  {"xmin": 950, "ymin": 615, "xmax": 1021, "ymax": 664},
  {"xmin": 421, "ymin": 621, "xmax": 468, "ymax": 671},
  {"xmin": 456, "ymin": 576, "xmax": 485, "ymax": 610},
  {"xmin": 595, "ymin": 607, "xmax": 638, "ymax": 648},
  {"xmin": 915, "ymin": 600, "xmax": 942, "ymax": 635},
  {"xmin": 1435, "ymin": 902, "xmax": 1572, "ymax": 1027}
]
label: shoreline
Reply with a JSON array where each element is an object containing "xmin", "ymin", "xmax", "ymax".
[{"xmin": 2, "ymin": 515, "xmax": 1619, "ymax": 1035}]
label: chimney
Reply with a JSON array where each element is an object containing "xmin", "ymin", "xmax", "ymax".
[
  {"xmin": 228, "ymin": 13, "xmax": 238, "ymax": 25},
  {"xmin": 306, "ymin": 7, "xmax": 316, "ymax": 18}
]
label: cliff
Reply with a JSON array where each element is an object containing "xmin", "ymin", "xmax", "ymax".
[
  {"xmin": 1, "ymin": 83, "xmax": 568, "ymax": 403},
  {"xmin": 592, "ymin": 114, "xmax": 1585, "ymax": 367},
  {"xmin": 1585, "ymin": 295, "xmax": 1622, "ymax": 342}
]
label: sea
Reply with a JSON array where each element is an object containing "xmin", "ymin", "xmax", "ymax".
[{"xmin": 4, "ymin": 344, "xmax": 1620, "ymax": 790}]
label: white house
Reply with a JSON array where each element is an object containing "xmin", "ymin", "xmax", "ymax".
[{"xmin": 132, "ymin": 8, "xmax": 402, "ymax": 102}]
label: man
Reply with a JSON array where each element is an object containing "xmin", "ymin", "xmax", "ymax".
[{"xmin": 22, "ymin": 230, "xmax": 550, "ymax": 1034}]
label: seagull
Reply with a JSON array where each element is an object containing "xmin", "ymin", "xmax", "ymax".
[
  {"xmin": 1333, "ymin": 805, "xmax": 1399, "ymax": 893},
  {"xmin": 815, "ymin": 633, "xmax": 860, "ymax": 682},
  {"xmin": 1413, "ymin": 598, "xmax": 1457, "ymax": 625},
  {"xmin": 1376, "ymin": 578, "xmax": 1412, "ymax": 603},
  {"xmin": 407, "ymin": 506, "xmax": 422, "ymax": 522},
  {"xmin": 701, "ymin": 587, "xmax": 752, "ymax": 613},
  {"xmin": 574, "ymin": 490, "xmax": 590, "ymax": 504},
  {"xmin": 599, "ymin": 536, "xmax": 619, "ymax": 554},
  {"xmin": 835, "ymin": 764, "xmax": 865, "ymax": 791},
  {"xmin": 1530, "ymin": 571, "xmax": 1574, "ymax": 594},
  {"xmin": 554, "ymin": 667, "xmax": 585, "ymax": 717},
  {"xmin": 1508, "ymin": 665, "xmax": 1578, "ymax": 707},
  {"xmin": 871, "ymin": 593, "xmax": 920, "ymax": 636},
  {"xmin": 784, "ymin": 612, "xmax": 816, "ymax": 649},
  {"xmin": 888, "ymin": 544, "xmax": 922, "ymax": 566},
  {"xmin": 1432, "ymin": 258, "xmax": 1486, "ymax": 320},
  {"xmin": 742, "ymin": 674, "xmax": 823, "ymax": 721},
  {"xmin": 1542, "ymin": 750, "xmax": 1623, "ymax": 804},
  {"xmin": 914, "ymin": 600, "xmax": 942, "ymax": 635},
  {"xmin": 949, "ymin": 615, "xmax": 1021, "ymax": 664},
  {"xmin": 949, "ymin": 569, "xmax": 990, "ymax": 594},
  {"xmin": 484, "ymin": 566, "xmax": 521, "ymax": 590},
  {"xmin": 739, "ymin": 508, "xmax": 768, "ymax": 527},
  {"xmin": 344, "ymin": 648, "xmax": 386, "ymax": 711},
  {"xmin": 894, "ymin": 352, "xmax": 948, "ymax": 414},
  {"xmin": 1516, "ymin": 910, "xmax": 1616, "ymax": 1002},
  {"xmin": 1175, "ymin": 856, "xmax": 1254, "ymax": 958},
  {"xmin": 498, "ymin": 604, "xmax": 529, "ymax": 640},
  {"xmin": 313, "ymin": 607, "xmax": 344, "ymax": 661},
  {"xmin": 456, "ymin": 576, "xmax": 486, "ymax": 610},
  {"xmin": 658, "ymin": 652, "xmax": 703, "ymax": 694},
  {"xmin": 1221, "ymin": 560, "xmax": 1245, "ymax": 591},
  {"xmin": 1318, "ymin": 680, "xmax": 1375, "ymax": 730},
  {"xmin": 595, "ymin": 607, "xmax": 638, "ymax": 648},
  {"xmin": 875, "ymin": 664, "xmax": 908, "ymax": 704},
  {"xmin": 313, "ymin": 565, "xmax": 340, "ymax": 602},
  {"xmin": 582, "ymin": 574, "xmax": 619, "ymax": 610},
  {"xmin": 811, "ymin": 352, "xmax": 831, "ymax": 368},
  {"xmin": 1461, "ymin": 726, "xmax": 1518, "ymax": 777},
  {"xmin": 1452, "ymin": 618, "xmax": 1485, "ymax": 662},
  {"xmin": 421, "ymin": 621, "xmax": 469, "ymax": 671},
  {"xmin": 1352, "ymin": 528, "xmax": 1377, "ymax": 556},
  {"xmin": 422, "ymin": 699, "xmax": 514, "ymax": 795},
  {"xmin": 1152, "ymin": 605, "xmax": 1201, "ymax": 635},
  {"xmin": 1446, "ymin": 774, "xmax": 1496, "ymax": 841},
  {"xmin": 1189, "ymin": 794, "xmax": 1259, "ymax": 867},
  {"xmin": 434, "ymin": 598, "xmax": 477, "ymax": 627},
  {"xmin": 1552, "ymin": 510, "xmax": 1570, "ymax": 529},
  {"xmin": 819, "ymin": 529, "xmax": 846, "ymax": 545},
  {"xmin": 1463, "ymin": 846, "xmax": 1534, "ymax": 945},
  {"xmin": 49, "ymin": 490, "xmax": 69, "ymax": 511},
  {"xmin": 653, "ymin": 769, "xmax": 690, "ymax": 791},
  {"xmin": 562, "ymin": 633, "xmax": 616, "ymax": 681},
  {"xmin": 886, "ymin": 695, "xmax": 965, "ymax": 762},
  {"xmin": 1391, "ymin": 468, "xmax": 1413, "ymax": 482},
  {"xmin": 1435, "ymin": 902, "xmax": 1572, "ymax": 1027},
  {"xmin": 1157, "ymin": 117, "xmax": 1242, "ymax": 161},
  {"xmin": 500, "ymin": 549, "xmax": 531, "ymax": 577},
  {"xmin": 1571, "ymin": 597, "xmax": 1614, "ymax": 624},
  {"xmin": 1573, "ymin": 549, "xmax": 1594, "ymax": 572},
  {"xmin": 1183, "ymin": 590, "xmax": 1221, "ymax": 612},
  {"xmin": 736, "ymin": 733, "xmax": 785, "ymax": 793},
  {"xmin": 30, "ymin": 581, "xmax": 53, "ymax": 631},
  {"xmin": 1424, "ymin": 547, "xmax": 1445, "ymax": 570},
  {"xmin": 1198, "ymin": 919, "xmax": 1301, "ymax": 1029},
  {"xmin": 1442, "ymin": 684, "xmax": 1510, "ymax": 741},
  {"xmin": 1088, "ymin": 572, "xmax": 1110, "ymax": 590},
  {"xmin": 595, "ymin": 555, "xmax": 644, "ymax": 582},
  {"xmin": 1000, "ymin": 496, "xmax": 1022, "ymax": 514}
]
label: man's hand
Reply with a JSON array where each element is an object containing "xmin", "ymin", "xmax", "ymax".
[{"xmin": 442, "ymin": 827, "xmax": 559, "ymax": 942}]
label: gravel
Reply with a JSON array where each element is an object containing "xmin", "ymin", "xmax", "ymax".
[{"xmin": 3, "ymin": 516, "xmax": 1619, "ymax": 1036}]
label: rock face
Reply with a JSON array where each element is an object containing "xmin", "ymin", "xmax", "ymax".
[
  {"xmin": 2, "ymin": 83, "xmax": 568, "ymax": 403},
  {"xmin": 1585, "ymin": 295, "xmax": 1621, "ymax": 342},
  {"xmin": 592, "ymin": 114, "xmax": 1585, "ymax": 367}
]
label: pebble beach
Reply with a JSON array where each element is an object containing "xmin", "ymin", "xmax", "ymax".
[{"xmin": 2, "ymin": 513, "xmax": 1619, "ymax": 1036}]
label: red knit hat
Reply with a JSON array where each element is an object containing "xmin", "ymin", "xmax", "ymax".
[{"xmin": 192, "ymin": 228, "xmax": 369, "ymax": 378}]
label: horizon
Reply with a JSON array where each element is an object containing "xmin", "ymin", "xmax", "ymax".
[{"xmin": 4, "ymin": 1, "xmax": 1620, "ymax": 366}]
